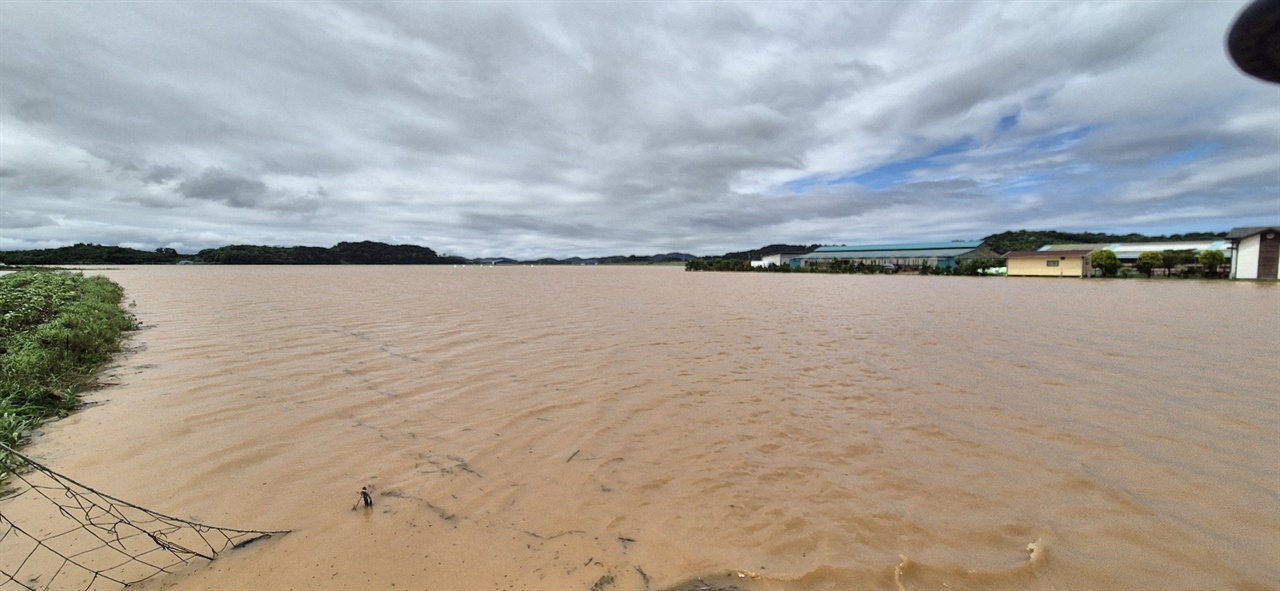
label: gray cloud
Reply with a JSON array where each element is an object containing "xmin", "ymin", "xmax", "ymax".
[
  {"xmin": 0, "ymin": 1, "xmax": 1276, "ymax": 258},
  {"xmin": 177, "ymin": 169, "xmax": 269, "ymax": 208},
  {"xmin": 169, "ymin": 168, "xmax": 323, "ymax": 213},
  {"xmin": 140, "ymin": 165, "xmax": 182, "ymax": 185},
  {"xmin": 0, "ymin": 210, "xmax": 57, "ymax": 230}
]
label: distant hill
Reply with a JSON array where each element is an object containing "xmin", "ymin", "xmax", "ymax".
[
  {"xmin": 194, "ymin": 241, "xmax": 469, "ymax": 264},
  {"xmin": 552, "ymin": 253, "xmax": 695, "ymax": 265},
  {"xmin": 719, "ymin": 244, "xmax": 821, "ymax": 261},
  {"xmin": 646, "ymin": 252, "xmax": 697, "ymax": 263},
  {"xmin": 0, "ymin": 241, "xmax": 468, "ymax": 265},
  {"xmin": 558, "ymin": 257, "xmax": 596, "ymax": 265},
  {"xmin": 0, "ymin": 242, "xmax": 695, "ymax": 266},
  {"xmin": 980, "ymin": 230, "xmax": 1227, "ymax": 254},
  {"xmin": 0, "ymin": 244, "xmax": 189, "ymax": 265}
]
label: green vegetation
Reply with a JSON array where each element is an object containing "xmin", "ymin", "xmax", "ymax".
[
  {"xmin": 1090, "ymin": 250, "xmax": 1121, "ymax": 277},
  {"xmin": 192, "ymin": 241, "xmax": 469, "ymax": 264},
  {"xmin": 1138, "ymin": 248, "xmax": 1228, "ymax": 279},
  {"xmin": 684, "ymin": 258, "xmax": 752, "ymax": 272},
  {"xmin": 980, "ymin": 229, "xmax": 1226, "ymax": 254},
  {"xmin": 526, "ymin": 253, "xmax": 693, "ymax": 265},
  {"xmin": 195, "ymin": 244, "xmax": 336, "ymax": 264},
  {"xmin": 0, "ymin": 241, "xmax": 470, "ymax": 266},
  {"xmin": 719, "ymin": 243, "xmax": 819, "ymax": 261},
  {"xmin": 1, "ymin": 271, "xmax": 136, "ymax": 474},
  {"xmin": 1136, "ymin": 251, "xmax": 1164, "ymax": 277},
  {"xmin": 919, "ymin": 258, "xmax": 1006, "ymax": 276},
  {"xmin": 1090, "ymin": 248, "xmax": 1226, "ymax": 280},
  {"xmin": 1200, "ymin": 250, "xmax": 1226, "ymax": 277},
  {"xmin": 1159, "ymin": 249, "xmax": 1198, "ymax": 274},
  {"xmin": 0, "ymin": 244, "xmax": 188, "ymax": 266}
]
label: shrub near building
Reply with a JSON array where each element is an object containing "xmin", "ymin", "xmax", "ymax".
[
  {"xmin": 1136, "ymin": 251, "xmax": 1165, "ymax": 277},
  {"xmin": 1199, "ymin": 250, "xmax": 1226, "ymax": 277},
  {"xmin": 1090, "ymin": 250, "xmax": 1121, "ymax": 276}
]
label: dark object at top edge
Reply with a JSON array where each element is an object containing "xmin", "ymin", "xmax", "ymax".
[{"xmin": 1228, "ymin": 0, "xmax": 1280, "ymax": 83}]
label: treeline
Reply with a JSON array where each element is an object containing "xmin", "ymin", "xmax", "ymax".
[
  {"xmin": 720, "ymin": 244, "xmax": 820, "ymax": 261},
  {"xmin": 0, "ymin": 241, "xmax": 469, "ymax": 265},
  {"xmin": 0, "ymin": 244, "xmax": 187, "ymax": 265},
  {"xmin": 1092, "ymin": 248, "xmax": 1228, "ymax": 279},
  {"xmin": 195, "ymin": 241, "xmax": 466, "ymax": 265},
  {"xmin": 527, "ymin": 253, "xmax": 695, "ymax": 265},
  {"xmin": 595, "ymin": 253, "xmax": 694, "ymax": 264},
  {"xmin": 981, "ymin": 230, "xmax": 1226, "ymax": 254}
]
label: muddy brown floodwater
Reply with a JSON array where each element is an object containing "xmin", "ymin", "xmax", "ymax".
[{"xmin": 4, "ymin": 266, "xmax": 1278, "ymax": 590}]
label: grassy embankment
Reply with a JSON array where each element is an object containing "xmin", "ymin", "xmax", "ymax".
[{"xmin": 1, "ymin": 271, "xmax": 135, "ymax": 478}]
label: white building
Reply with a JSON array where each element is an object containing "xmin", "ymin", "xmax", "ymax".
[
  {"xmin": 753, "ymin": 252, "xmax": 807, "ymax": 267},
  {"xmin": 1228, "ymin": 226, "xmax": 1280, "ymax": 280}
]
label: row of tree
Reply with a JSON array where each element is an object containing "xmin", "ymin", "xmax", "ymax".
[
  {"xmin": 0, "ymin": 242, "xmax": 470, "ymax": 266},
  {"xmin": 193, "ymin": 241, "xmax": 467, "ymax": 265},
  {"xmin": 1089, "ymin": 249, "xmax": 1227, "ymax": 278},
  {"xmin": 0, "ymin": 244, "xmax": 187, "ymax": 265}
]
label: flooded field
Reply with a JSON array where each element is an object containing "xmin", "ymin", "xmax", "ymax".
[{"xmin": 4, "ymin": 266, "xmax": 1278, "ymax": 590}]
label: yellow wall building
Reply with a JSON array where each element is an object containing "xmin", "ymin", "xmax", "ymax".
[{"xmin": 1005, "ymin": 250, "xmax": 1094, "ymax": 278}]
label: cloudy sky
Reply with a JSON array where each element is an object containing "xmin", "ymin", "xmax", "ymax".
[{"xmin": 1, "ymin": 1, "xmax": 1277, "ymax": 258}]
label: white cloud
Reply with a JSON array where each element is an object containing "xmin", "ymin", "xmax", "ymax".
[{"xmin": 0, "ymin": 1, "xmax": 1275, "ymax": 258}]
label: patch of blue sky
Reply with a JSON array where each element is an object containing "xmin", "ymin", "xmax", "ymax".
[
  {"xmin": 825, "ymin": 138, "xmax": 977, "ymax": 190},
  {"xmin": 780, "ymin": 126, "xmax": 1096, "ymax": 196},
  {"xmin": 997, "ymin": 112, "xmax": 1019, "ymax": 132},
  {"xmin": 993, "ymin": 174, "xmax": 1048, "ymax": 196},
  {"xmin": 780, "ymin": 175, "xmax": 829, "ymax": 195},
  {"xmin": 1150, "ymin": 142, "xmax": 1217, "ymax": 169},
  {"xmin": 992, "ymin": 165, "xmax": 1116, "ymax": 202},
  {"xmin": 1026, "ymin": 125, "xmax": 1094, "ymax": 152}
]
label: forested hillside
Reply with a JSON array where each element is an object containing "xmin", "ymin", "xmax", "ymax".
[
  {"xmin": 0, "ymin": 241, "xmax": 468, "ymax": 265},
  {"xmin": 980, "ymin": 230, "xmax": 1227, "ymax": 254},
  {"xmin": 719, "ymin": 244, "xmax": 821, "ymax": 261},
  {"xmin": 0, "ymin": 244, "xmax": 185, "ymax": 265}
]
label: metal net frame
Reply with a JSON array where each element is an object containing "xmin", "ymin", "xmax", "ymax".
[{"xmin": 0, "ymin": 443, "xmax": 288, "ymax": 591}]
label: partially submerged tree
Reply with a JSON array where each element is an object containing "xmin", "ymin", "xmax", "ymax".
[
  {"xmin": 1161, "ymin": 249, "xmax": 1198, "ymax": 275},
  {"xmin": 1090, "ymin": 250, "xmax": 1120, "ymax": 277},
  {"xmin": 1136, "ymin": 251, "xmax": 1164, "ymax": 278},
  {"xmin": 1199, "ymin": 250, "xmax": 1226, "ymax": 277}
]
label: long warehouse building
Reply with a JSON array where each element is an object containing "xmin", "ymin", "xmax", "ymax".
[{"xmin": 798, "ymin": 241, "xmax": 1000, "ymax": 270}]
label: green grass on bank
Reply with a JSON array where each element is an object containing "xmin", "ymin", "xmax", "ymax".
[{"xmin": 1, "ymin": 271, "xmax": 136, "ymax": 473}]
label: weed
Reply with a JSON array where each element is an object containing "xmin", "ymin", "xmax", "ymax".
[{"xmin": 0, "ymin": 271, "xmax": 135, "ymax": 478}]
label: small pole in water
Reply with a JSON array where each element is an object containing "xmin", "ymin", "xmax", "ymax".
[{"xmin": 353, "ymin": 486, "xmax": 373, "ymax": 510}]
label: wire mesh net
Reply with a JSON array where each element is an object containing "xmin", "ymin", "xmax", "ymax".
[{"xmin": 0, "ymin": 443, "xmax": 288, "ymax": 591}]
